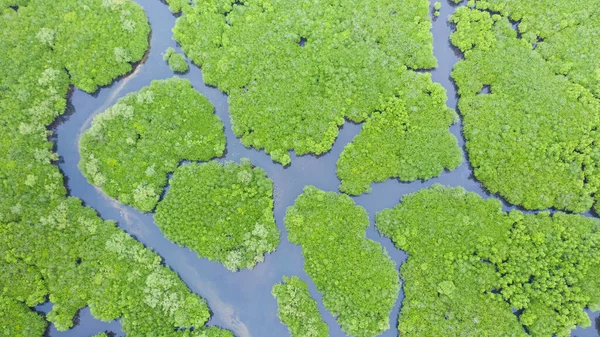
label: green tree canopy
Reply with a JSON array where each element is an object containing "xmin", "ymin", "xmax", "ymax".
[
  {"xmin": 80, "ymin": 78, "xmax": 225, "ymax": 212},
  {"xmin": 475, "ymin": 0, "xmax": 600, "ymax": 103},
  {"xmin": 377, "ymin": 185, "xmax": 600, "ymax": 337},
  {"xmin": 336, "ymin": 70, "xmax": 461, "ymax": 195},
  {"xmin": 285, "ymin": 186, "xmax": 399, "ymax": 337},
  {"xmin": 155, "ymin": 159, "xmax": 280, "ymax": 271},
  {"xmin": 451, "ymin": 7, "xmax": 600, "ymax": 212},
  {"xmin": 0, "ymin": 1, "xmax": 232, "ymax": 335},
  {"xmin": 475, "ymin": 0, "xmax": 596, "ymax": 39},
  {"xmin": 272, "ymin": 276, "xmax": 329, "ymax": 337},
  {"xmin": 167, "ymin": 0, "xmax": 438, "ymax": 165},
  {"xmin": 164, "ymin": 47, "xmax": 190, "ymax": 73}
]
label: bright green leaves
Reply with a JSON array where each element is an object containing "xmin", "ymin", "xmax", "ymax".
[
  {"xmin": 80, "ymin": 78, "xmax": 225, "ymax": 212},
  {"xmin": 3, "ymin": 197, "xmax": 215, "ymax": 335},
  {"xmin": 377, "ymin": 185, "xmax": 522, "ymax": 336},
  {"xmin": 91, "ymin": 333, "xmax": 108, "ymax": 337},
  {"xmin": 272, "ymin": 276, "xmax": 329, "ymax": 337},
  {"xmin": 449, "ymin": 8, "xmax": 499, "ymax": 52},
  {"xmin": 537, "ymin": 16, "xmax": 600, "ymax": 99},
  {"xmin": 467, "ymin": 0, "xmax": 600, "ymax": 99},
  {"xmin": 0, "ymin": 259, "xmax": 47, "ymax": 307},
  {"xmin": 195, "ymin": 327, "xmax": 236, "ymax": 337},
  {"xmin": 0, "ymin": 257, "xmax": 48, "ymax": 336},
  {"xmin": 337, "ymin": 71, "xmax": 461, "ymax": 195},
  {"xmin": 164, "ymin": 47, "xmax": 189, "ymax": 73},
  {"xmin": 10, "ymin": 0, "xmax": 150, "ymax": 93},
  {"xmin": 475, "ymin": 0, "xmax": 596, "ymax": 39},
  {"xmin": 451, "ymin": 8, "xmax": 600, "ymax": 213},
  {"xmin": 497, "ymin": 212, "xmax": 600, "ymax": 336},
  {"xmin": 285, "ymin": 186, "xmax": 399, "ymax": 337},
  {"xmin": 377, "ymin": 185, "xmax": 600, "ymax": 337},
  {"xmin": 53, "ymin": 0, "xmax": 149, "ymax": 92},
  {"xmin": 155, "ymin": 159, "xmax": 279, "ymax": 271},
  {"xmin": 168, "ymin": 0, "xmax": 438, "ymax": 165},
  {"xmin": 0, "ymin": 1, "xmax": 231, "ymax": 335},
  {"xmin": 0, "ymin": 296, "xmax": 47, "ymax": 337}
]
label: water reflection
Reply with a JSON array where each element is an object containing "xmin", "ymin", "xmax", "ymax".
[{"xmin": 42, "ymin": 0, "xmax": 599, "ymax": 336}]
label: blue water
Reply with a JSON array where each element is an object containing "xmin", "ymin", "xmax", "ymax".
[{"xmin": 36, "ymin": 0, "xmax": 600, "ymax": 336}]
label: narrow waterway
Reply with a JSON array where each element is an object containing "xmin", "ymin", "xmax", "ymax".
[{"xmin": 37, "ymin": 0, "xmax": 600, "ymax": 336}]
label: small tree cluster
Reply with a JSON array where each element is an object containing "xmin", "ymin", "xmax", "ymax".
[
  {"xmin": 272, "ymin": 276, "xmax": 329, "ymax": 337},
  {"xmin": 164, "ymin": 47, "xmax": 189, "ymax": 73}
]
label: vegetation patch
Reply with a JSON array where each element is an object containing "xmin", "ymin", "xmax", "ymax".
[
  {"xmin": 474, "ymin": 0, "xmax": 600, "ymax": 101},
  {"xmin": 166, "ymin": 0, "xmax": 442, "ymax": 165},
  {"xmin": 0, "ymin": 1, "xmax": 231, "ymax": 335},
  {"xmin": 272, "ymin": 275, "xmax": 329, "ymax": 337},
  {"xmin": 336, "ymin": 71, "xmax": 461, "ymax": 195},
  {"xmin": 164, "ymin": 47, "xmax": 189, "ymax": 73},
  {"xmin": 285, "ymin": 186, "xmax": 399, "ymax": 337},
  {"xmin": 155, "ymin": 159, "xmax": 279, "ymax": 271},
  {"xmin": 377, "ymin": 185, "xmax": 600, "ymax": 337},
  {"xmin": 451, "ymin": 8, "xmax": 600, "ymax": 212},
  {"xmin": 80, "ymin": 77, "xmax": 225, "ymax": 212}
]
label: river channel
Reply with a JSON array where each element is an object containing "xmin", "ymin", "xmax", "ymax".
[{"xmin": 35, "ymin": 0, "xmax": 600, "ymax": 336}]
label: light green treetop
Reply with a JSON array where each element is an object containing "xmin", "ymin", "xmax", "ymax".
[
  {"xmin": 164, "ymin": 47, "xmax": 189, "ymax": 73},
  {"xmin": 155, "ymin": 159, "xmax": 280, "ymax": 271},
  {"xmin": 272, "ymin": 276, "xmax": 329, "ymax": 337},
  {"xmin": 80, "ymin": 77, "xmax": 225, "ymax": 212},
  {"xmin": 377, "ymin": 185, "xmax": 600, "ymax": 337},
  {"xmin": 167, "ymin": 0, "xmax": 437, "ymax": 165},
  {"xmin": 285, "ymin": 186, "xmax": 399, "ymax": 337}
]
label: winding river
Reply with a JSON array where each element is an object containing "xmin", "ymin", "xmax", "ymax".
[{"xmin": 35, "ymin": 0, "xmax": 600, "ymax": 336}]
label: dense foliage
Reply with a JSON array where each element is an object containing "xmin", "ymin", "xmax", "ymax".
[
  {"xmin": 285, "ymin": 186, "xmax": 399, "ymax": 337},
  {"xmin": 0, "ymin": 1, "xmax": 230, "ymax": 335},
  {"xmin": 2, "ymin": 0, "xmax": 150, "ymax": 93},
  {"xmin": 336, "ymin": 71, "xmax": 461, "ymax": 195},
  {"xmin": 164, "ymin": 47, "xmax": 190, "ymax": 73},
  {"xmin": 0, "ymin": 296, "xmax": 47, "ymax": 337},
  {"xmin": 0, "ymin": 255, "xmax": 48, "ymax": 335},
  {"xmin": 377, "ymin": 185, "xmax": 600, "ymax": 336},
  {"xmin": 474, "ymin": 0, "xmax": 596, "ymax": 39},
  {"xmin": 536, "ymin": 16, "xmax": 600, "ymax": 99},
  {"xmin": 272, "ymin": 276, "xmax": 329, "ymax": 337},
  {"xmin": 475, "ymin": 0, "xmax": 600, "ymax": 102},
  {"xmin": 167, "ymin": 0, "xmax": 441, "ymax": 165},
  {"xmin": 451, "ymin": 8, "xmax": 600, "ymax": 212},
  {"xmin": 155, "ymin": 159, "xmax": 279, "ymax": 271},
  {"xmin": 80, "ymin": 78, "xmax": 225, "ymax": 212}
]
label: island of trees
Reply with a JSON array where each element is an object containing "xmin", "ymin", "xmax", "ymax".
[
  {"xmin": 155, "ymin": 159, "xmax": 280, "ymax": 271},
  {"xmin": 452, "ymin": 4, "xmax": 600, "ymax": 213},
  {"xmin": 80, "ymin": 77, "xmax": 226, "ymax": 212},
  {"xmin": 165, "ymin": 0, "xmax": 461, "ymax": 174},
  {"xmin": 272, "ymin": 276, "xmax": 329, "ymax": 337},
  {"xmin": 285, "ymin": 186, "xmax": 399, "ymax": 337}
]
